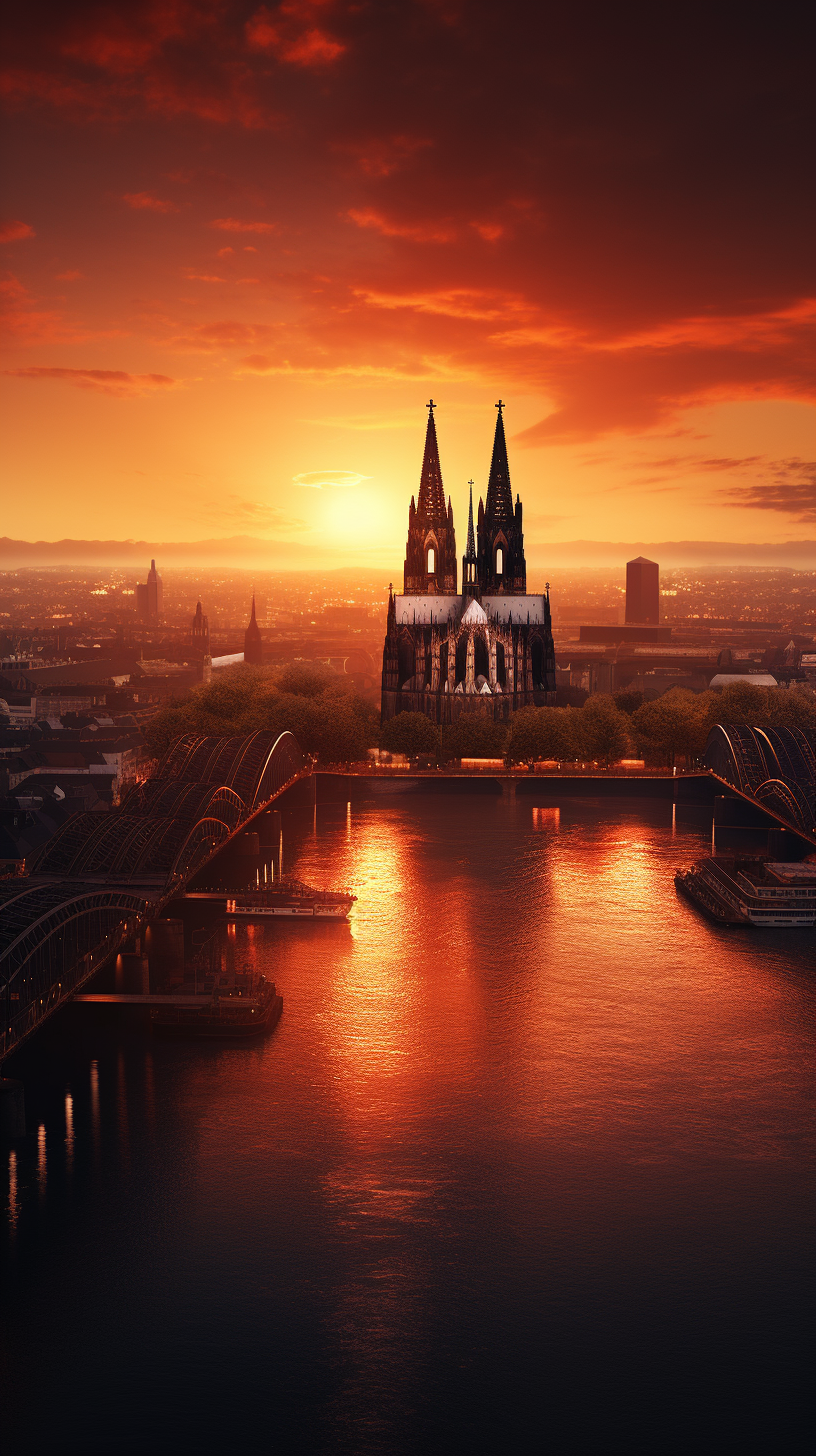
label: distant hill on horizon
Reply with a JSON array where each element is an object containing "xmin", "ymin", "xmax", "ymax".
[{"xmin": 0, "ymin": 535, "xmax": 812, "ymax": 570}]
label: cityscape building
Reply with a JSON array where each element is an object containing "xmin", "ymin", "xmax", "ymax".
[
  {"xmin": 381, "ymin": 403, "xmax": 556, "ymax": 723},
  {"xmin": 243, "ymin": 595, "xmax": 264, "ymax": 665},
  {"xmin": 626, "ymin": 556, "xmax": 660, "ymax": 624},
  {"xmin": 136, "ymin": 559, "xmax": 163, "ymax": 623},
  {"xmin": 191, "ymin": 600, "xmax": 209, "ymax": 651}
]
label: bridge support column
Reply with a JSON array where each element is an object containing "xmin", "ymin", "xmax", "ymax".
[{"xmin": 501, "ymin": 779, "xmax": 516, "ymax": 802}]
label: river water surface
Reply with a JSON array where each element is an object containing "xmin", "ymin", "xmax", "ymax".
[{"xmin": 3, "ymin": 794, "xmax": 814, "ymax": 1453}]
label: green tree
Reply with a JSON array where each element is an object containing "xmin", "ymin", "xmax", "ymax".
[
  {"xmin": 142, "ymin": 660, "xmax": 379, "ymax": 766},
  {"xmin": 579, "ymin": 694, "xmax": 632, "ymax": 767},
  {"xmin": 273, "ymin": 662, "xmax": 338, "ymax": 698},
  {"xmin": 380, "ymin": 711, "xmax": 440, "ymax": 758},
  {"xmin": 143, "ymin": 700, "xmax": 199, "ymax": 761},
  {"xmin": 632, "ymin": 688, "xmax": 708, "ymax": 768},
  {"xmin": 444, "ymin": 712, "xmax": 508, "ymax": 760},
  {"xmin": 613, "ymin": 687, "xmax": 644, "ymax": 715},
  {"xmin": 766, "ymin": 687, "xmax": 816, "ymax": 732},
  {"xmin": 507, "ymin": 706, "xmax": 572, "ymax": 764}
]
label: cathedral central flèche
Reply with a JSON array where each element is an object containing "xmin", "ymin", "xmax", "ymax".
[{"xmin": 381, "ymin": 402, "xmax": 556, "ymax": 723}]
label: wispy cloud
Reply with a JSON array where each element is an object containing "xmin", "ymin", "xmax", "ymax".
[
  {"xmin": 719, "ymin": 458, "xmax": 816, "ymax": 523},
  {"xmin": 6, "ymin": 366, "xmax": 176, "ymax": 396},
  {"xmin": 123, "ymin": 192, "xmax": 178, "ymax": 212},
  {"xmin": 0, "ymin": 220, "xmax": 35, "ymax": 242},
  {"xmin": 246, "ymin": 5, "xmax": 346, "ymax": 68},
  {"xmin": 198, "ymin": 495, "xmax": 304, "ymax": 531},
  {"xmin": 293, "ymin": 469, "xmax": 370, "ymax": 488},
  {"xmin": 209, "ymin": 217, "xmax": 277, "ymax": 234},
  {"xmin": 347, "ymin": 208, "xmax": 456, "ymax": 244}
]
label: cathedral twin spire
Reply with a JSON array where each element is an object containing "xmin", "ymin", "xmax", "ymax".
[
  {"xmin": 485, "ymin": 401, "xmax": 515, "ymax": 524},
  {"xmin": 405, "ymin": 400, "xmax": 526, "ymax": 597},
  {"xmin": 416, "ymin": 399, "xmax": 448, "ymax": 523}
]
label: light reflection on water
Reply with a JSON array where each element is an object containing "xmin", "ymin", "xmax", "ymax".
[{"xmin": 2, "ymin": 795, "xmax": 814, "ymax": 1455}]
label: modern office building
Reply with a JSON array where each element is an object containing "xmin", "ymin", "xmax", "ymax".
[{"xmin": 625, "ymin": 556, "xmax": 659, "ymax": 624}]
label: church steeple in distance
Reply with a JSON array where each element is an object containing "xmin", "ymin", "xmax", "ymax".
[{"xmin": 244, "ymin": 592, "xmax": 263, "ymax": 665}]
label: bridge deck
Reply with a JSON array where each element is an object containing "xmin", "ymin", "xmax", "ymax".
[{"xmin": 74, "ymin": 994, "xmax": 212, "ymax": 1006}]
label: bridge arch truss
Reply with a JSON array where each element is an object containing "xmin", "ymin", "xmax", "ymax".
[{"xmin": 2, "ymin": 731, "xmax": 305, "ymax": 1058}]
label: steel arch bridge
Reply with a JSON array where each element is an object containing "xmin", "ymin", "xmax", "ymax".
[
  {"xmin": 704, "ymin": 723, "xmax": 815, "ymax": 835},
  {"xmin": 0, "ymin": 881, "xmax": 149, "ymax": 1058},
  {"xmin": 1, "ymin": 731, "xmax": 305, "ymax": 1058}
]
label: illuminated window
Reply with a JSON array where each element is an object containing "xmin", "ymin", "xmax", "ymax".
[
  {"xmin": 427, "ymin": 545, "xmax": 436, "ymax": 573},
  {"xmin": 496, "ymin": 546, "xmax": 503, "ymax": 575}
]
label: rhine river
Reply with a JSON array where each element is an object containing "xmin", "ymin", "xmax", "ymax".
[{"xmin": 3, "ymin": 794, "xmax": 814, "ymax": 1453}]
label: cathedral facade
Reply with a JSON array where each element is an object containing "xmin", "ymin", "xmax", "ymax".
[{"xmin": 381, "ymin": 403, "xmax": 556, "ymax": 724}]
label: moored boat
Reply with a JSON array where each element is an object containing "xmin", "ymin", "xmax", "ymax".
[
  {"xmin": 226, "ymin": 877, "xmax": 356, "ymax": 921},
  {"xmin": 676, "ymin": 857, "xmax": 816, "ymax": 927},
  {"xmin": 151, "ymin": 969, "xmax": 282, "ymax": 1038}
]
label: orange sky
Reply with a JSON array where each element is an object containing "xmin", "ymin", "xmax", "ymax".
[{"xmin": 1, "ymin": 1, "xmax": 813, "ymax": 563}]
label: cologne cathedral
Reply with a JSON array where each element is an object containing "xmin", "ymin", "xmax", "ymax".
[{"xmin": 381, "ymin": 402, "xmax": 556, "ymax": 723}]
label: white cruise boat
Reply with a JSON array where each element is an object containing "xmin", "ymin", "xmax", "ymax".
[{"xmin": 676, "ymin": 858, "xmax": 816, "ymax": 927}]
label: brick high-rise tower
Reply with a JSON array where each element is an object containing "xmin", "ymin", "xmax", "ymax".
[{"xmin": 625, "ymin": 557, "xmax": 660, "ymax": 624}]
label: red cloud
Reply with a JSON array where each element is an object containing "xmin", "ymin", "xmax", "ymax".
[
  {"xmin": 209, "ymin": 217, "xmax": 277, "ymax": 234},
  {"xmin": 123, "ymin": 192, "xmax": 178, "ymax": 212},
  {"xmin": 347, "ymin": 209, "xmax": 456, "ymax": 244},
  {"xmin": 6, "ymin": 366, "xmax": 176, "ymax": 396},
  {"xmin": 0, "ymin": 220, "xmax": 35, "ymax": 242},
  {"xmin": 0, "ymin": 272, "xmax": 62, "ymax": 341},
  {"xmin": 246, "ymin": 5, "xmax": 345, "ymax": 67},
  {"xmin": 56, "ymin": 269, "xmax": 83, "ymax": 281},
  {"xmin": 471, "ymin": 222, "xmax": 504, "ymax": 242},
  {"xmin": 337, "ymin": 135, "xmax": 433, "ymax": 179},
  {"xmin": 2, "ymin": 3, "xmax": 811, "ymax": 451}
]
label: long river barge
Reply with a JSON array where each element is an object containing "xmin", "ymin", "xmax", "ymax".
[
  {"xmin": 675, "ymin": 857, "xmax": 816, "ymax": 927},
  {"xmin": 151, "ymin": 970, "xmax": 282, "ymax": 1038}
]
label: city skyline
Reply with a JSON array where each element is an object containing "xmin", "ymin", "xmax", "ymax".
[{"xmin": 1, "ymin": 3, "xmax": 813, "ymax": 556}]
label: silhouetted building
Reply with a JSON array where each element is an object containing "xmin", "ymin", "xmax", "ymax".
[
  {"xmin": 476, "ymin": 403, "xmax": 526, "ymax": 593},
  {"xmin": 191, "ymin": 601, "xmax": 212, "ymax": 681},
  {"xmin": 191, "ymin": 600, "xmax": 209, "ymax": 651},
  {"xmin": 244, "ymin": 595, "xmax": 263, "ymax": 665},
  {"xmin": 136, "ymin": 559, "xmax": 163, "ymax": 623},
  {"xmin": 626, "ymin": 556, "xmax": 659, "ymax": 624},
  {"xmin": 382, "ymin": 402, "xmax": 556, "ymax": 724}
]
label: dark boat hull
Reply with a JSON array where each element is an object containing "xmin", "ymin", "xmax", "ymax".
[
  {"xmin": 151, "ymin": 995, "xmax": 283, "ymax": 1040},
  {"xmin": 674, "ymin": 872, "xmax": 746, "ymax": 926}
]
